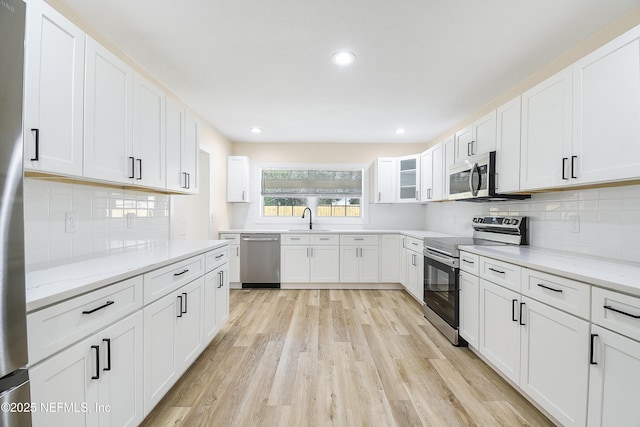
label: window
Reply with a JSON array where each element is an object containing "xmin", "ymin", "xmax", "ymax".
[{"xmin": 261, "ymin": 168, "xmax": 363, "ymax": 218}]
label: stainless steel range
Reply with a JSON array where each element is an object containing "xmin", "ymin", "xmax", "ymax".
[{"xmin": 423, "ymin": 216, "xmax": 527, "ymax": 346}]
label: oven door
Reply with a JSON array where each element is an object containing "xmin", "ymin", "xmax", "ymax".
[{"xmin": 423, "ymin": 251, "xmax": 459, "ymax": 328}]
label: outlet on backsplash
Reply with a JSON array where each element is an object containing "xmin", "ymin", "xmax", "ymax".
[
  {"xmin": 127, "ymin": 213, "xmax": 136, "ymax": 228},
  {"xmin": 65, "ymin": 212, "xmax": 78, "ymax": 233},
  {"xmin": 568, "ymin": 214, "xmax": 580, "ymax": 233}
]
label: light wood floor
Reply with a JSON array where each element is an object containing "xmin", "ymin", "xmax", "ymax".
[{"xmin": 141, "ymin": 289, "xmax": 554, "ymax": 426}]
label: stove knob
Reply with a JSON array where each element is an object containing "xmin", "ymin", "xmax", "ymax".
[
  {"xmin": 504, "ymin": 219, "xmax": 510, "ymax": 225},
  {"xmin": 512, "ymin": 219, "xmax": 519, "ymax": 225}
]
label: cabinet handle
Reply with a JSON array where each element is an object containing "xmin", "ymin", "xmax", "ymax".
[
  {"xmin": 462, "ymin": 259, "xmax": 474, "ymax": 265},
  {"xmin": 82, "ymin": 300, "xmax": 114, "ymax": 315},
  {"xmin": 136, "ymin": 158, "xmax": 142, "ymax": 180},
  {"xmin": 174, "ymin": 269, "xmax": 189, "ymax": 277},
  {"xmin": 488, "ymin": 267, "xmax": 506, "ymax": 275},
  {"xmin": 603, "ymin": 305, "xmax": 640, "ymax": 319},
  {"xmin": 242, "ymin": 190, "xmax": 245, "ymax": 201},
  {"xmin": 91, "ymin": 345, "xmax": 100, "ymax": 380},
  {"xmin": 537, "ymin": 283, "xmax": 563, "ymax": 293},
  {"xmin": 511, "ymin": 299, "xmax": 518, "ymax": 322},
  {"xmin": 319, "ymin": 238, "xmax": 329, "ymax": 241},
  {"xmin": 519, "ymin": 302, "xmax": 526, "ymax": 326},
  {"xmin": 562, "ymin": 157, "xmax": 568, "ymax": 180},
  {"xmin": 571, "ymin": 156, "xmax": 578, "ymax": 179},
  {"xmin": 177, "ymin": 295, "xmax": 183, "ymax": 318},
  {"xmin": 182, "ymin": 292, "xmax": 188, "ymax": 314},
  {"xmin": 236, "ymin": 246, "xmax": 239, "ymax": 256},
  {"xmin": 416, "ymin": 190, "xmax": 419, "ymax": 200},
  {"xmin": 590, "ymin": 334, "xmax": 598, "ymax": 365},
  {"xmin": 306, "ymin": 247, "xmax": 310, "ymax": 257},
  {"xmin": 215, "ymin": 254, "xmax": 224, "ymax": 259},
  {"xmin": 187, "ymin": 173, "xmax": 191, "ymax": 189},
  {"xmin": 103, "ymin": 338, "xmax": 111, "ymax": 371},
  {"xmin": 129, "ymin": 157, "xmax": 135, "ymax": 179},
  {"xmin": 467, "ymin": 141, "xmax": 472, "ymax": 157},
  {"xmin": 220, "ymin": 271, "xmax": 224, "ymax": 287},
  {"xmin": 30, "ymin": 128, "xmax": 40, "ymax": 161},
  {"xmin": 354, "ymin": 238, "xmax": 364, "ymax": 241},
  {"xmin": 378, "ymin": 192, "xmax": 381, "ymax": 202},
  {"xmin": 218, "ymin": 271, "xmax": 223, "ymax": 288},
  {"xmin": 182, "ymin": 172, "xmax": 188, "ymax": 189}
]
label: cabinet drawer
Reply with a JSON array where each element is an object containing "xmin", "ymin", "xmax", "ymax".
[
  {"xmin": 521, "ymin": 268, "xmax": 590, "ymax": 319},
  {"xmin": 205, "ymin": 246, "xmax": 229, "ymax": 273},
  {"xmin": 592, "ymin": 287, "xmax": 640, "ymax": 342},
  {"xmin": 405, "ymin": 236, "xmax": 422, "ymax": 252},
  {"xmin": 282, "ymin": 234, "xmax": 310, "ymax": 245},
  {"xmin": 219, "ymin": 233, "xmax": 240, "ymax": 244},
  {"xmin": 480, "ymin": 257, "xmax": 521, "ymax": 292},
  {"xmin": 143, "ymin": 255, "xmax": 205, "ymax": 304},
  {"xmin": 340, "ymin": 235, "xmax": 379, "ymax": 246},
  {"xmin": 27, "ymin": 276, "xmax": 143, "ymax": 365},
  {"xmin": 460, "ymin": 252, "xmax": 480, "ymax": 275},
  {"xmin": 310, "ymin": 234, "xmax": 339, "ymax": 245}
]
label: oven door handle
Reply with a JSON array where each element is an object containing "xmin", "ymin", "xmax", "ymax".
[{"xmin": 423, "ymin": 249, "xmax": 458, "ymax": 269}]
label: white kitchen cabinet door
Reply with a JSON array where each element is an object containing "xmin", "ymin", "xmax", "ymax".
[
  {"xmin": 281, "ymin": 245, "xmax": 311, "ymax": 282},
  {"xmin": 454, "ymin": 126, "xmax": 473, "ymax": 163},
  {"xmin": 175, "ymin": 277, "xmax": 204, "ymax": 374},
  {"xmin": 309, "ymin": 246, "xmax": 340, "ymax": 283},
  {"xmin": 215, "ymin": 264, "xmax": 230, "ymax": 330},
  {"xmin": 400, "ymin": 238, "xmax": 408, "ymax": 286},
  {"xmin": 339, "ymin": 247, "xmax": 360, "ymax": 283},
  {"xmin": 371, "ymin": 158, "xmax": 397, "ymax": 203},
  {"xmin": 520, "ymin": 297, "xmax": 589, "ymax": 427},
  {"xmin": 406, "ymin": 251, "xmax": 423, "ymax": 301},
  {"xmin": 359, "ymin": 246, "xmax": 380, "ymax": 283},
  {"xmin": 420, "ymin": 149, "xmax": 433, "ymax": 202},
  {"xmin": 143, "ymin": 291, "xmax": 178, "ymax": 415},
  {"xmin": 572, "ymin": 25, "xmax": 640, "ymax": 185},
  {"xmin": 380, "ymin": 234, "xmax": 401, "ymax": 283},
  {"xmin": 420, "ymin": 143, "xmax": 444, "ymax": 202},
  {"xmin": 479, "ymin": 278, "xmax": 521, "ymax": 384},
  {"xmin": 166, "ymin": 96, "xmax": 185, "ymax": 191},
  {"xmin": 520, "ymin": 67, "xmax": 572, "ymax": 191},
  {"xmin": 133, "ymin": 73, "xmax": 166, "ymax": 189},
  {"xmin": 397, "ymin": 155, "xmax": 420, "ymax": 202},
  {"xmin": 588, "ymin": 325, "xmax": 640, "ymax": 427},
  {"xmin": 203, "ymin": 270, "xmax": 219, "ymax": 343},
  {"xmin": 24, "ymin": 0, "xmax": 84, "ymax": 176},
  {"xmin": 84, "ymin": 36, "xmax": 133, "ymax": 184},
  {"xmin": 228, "ymin": 244, "xmax": 240, "ymax": 283},
  {"xmin": 227, "ymin": 156, "xmax": 250, "ymax": 202},
  {"xmin": 442, "ymin": 135, "xmax": 455, "ymax": 199},
  {"xmin": 182, "ymin": 111, "xmax": 200, "ymax": 194},
  {"xmin": 97, "ymin": 312, "xmax": 144, "ymax": 427},
  {"xmin": 459, "ymin": 271, "xmax": 480, "ymax": 348},
  {"xmin": 30, "ymin": 336, "xmax": 99, "ymax": 427},
  {"xmin": 495, "ymin": 96, "xmax": 522, "ymax": 193},
  {"xmin": 472, "ymin": 110, "xmax": 497, "ymax": 157}
]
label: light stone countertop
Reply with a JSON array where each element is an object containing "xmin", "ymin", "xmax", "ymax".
[
  {"xmin": 459, "ymin": 245, "xmax": 640, "ymax": 298},
  {"xmin": 220, "ymin": 229, "xmax": 455, "ymax": 240},
  {"xmin": 26, "ymin": 240, "xmax": 228, "ymax": 312}
]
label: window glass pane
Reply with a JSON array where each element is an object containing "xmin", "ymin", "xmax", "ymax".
[
  {"xmin": 317, "ymin": 197, "xmax": 361, "ymax": 217},
  {"xmin": 263, "ymin": 197, "xmax": 308, "ymax": 217}
]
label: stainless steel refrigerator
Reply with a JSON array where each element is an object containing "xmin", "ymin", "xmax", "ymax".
[{"xmin": 0, "ymin": 0, "xmax": 31, "ymax": 425}]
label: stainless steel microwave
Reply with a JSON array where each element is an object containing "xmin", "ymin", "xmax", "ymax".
[{"xmin": 448, "ymin": 151, "xmax": 529, "ymax": 202}]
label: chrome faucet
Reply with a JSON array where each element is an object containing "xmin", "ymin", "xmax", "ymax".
[{"xmin": 301, "ymin": 207, "xmax": 313, "ymax": 230}]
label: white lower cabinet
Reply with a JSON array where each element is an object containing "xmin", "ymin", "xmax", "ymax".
[
  {"xmin": 459, "ymin": 271, "xmax": 479, "ymax": 348},
  {"xmin": 380, "ymin": 234, "xmax": 401, "ymax": 283},
  {"xmin": 340, "ymin": 246, "xmax": 379, "ymax": 283},
  {"xmin": 405, "ymin": 248, "xmax": 423, "ymax": 302},
  {"xmin": 281, "ymin": 235, "xmax": 340, "ymax": 283},
  {"xmin": 31, "ymin": 311, "xmax": 144, "ymax": 427},
  {"xmin": 204, "ymin": 264, "xmax": 230, "ymax": 343},
  {"xmin": 588, "ymin": 325, "xmax": 640, "ymax": 427}
]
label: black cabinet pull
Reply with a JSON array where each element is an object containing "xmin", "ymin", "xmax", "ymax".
[
  {"xmin": 519, "ymin": 302, "xmax": 526, "ymax": 326},
  {"xmin": 30, "ymin": 128, "xmax": 40, "ymax": 161},
  {"xmin": 537, "ymin": 283, "xmax": 563, "ymax": 293},
  {"xmin": 174, "ymin": 269, "xmax": 189, "ymax": 277},
  {"xmin": 603, "ymin": 305, "xmax": 640, "ymax": 319},
  {"xmin": 91, "ymin": 345, "xmax": 100, "ymax": 379},
  {"xmin": 221, "ymin": 271, "xmax": 224, "ymax": 287},
  {"xmin": 182, "ymin": 292, "xmax": 188, "ymax": 314},
  {"xmin": 103, "ymin": 338, "xmax": 111, "ymax": 371},
  {"xmin": 488, "ymin": 267, "xmax": 506, "ymax": 275},
  {"xmin": 82, "ymin": 300, "xmax": 114, "ymax": 315},
  {"xmin": 462, "ymin": 259, "xmax": 474, "ymax": 265},
  {"xmin": 215, "ymin": 254, "xmax": 224, "ymax": 259},
  {"xmin": 177, "ymin": 295, "xmax": 183, "ymax": 318},
  {"xmin": 562, "ymin": 157, "xmax": 568, "ymax": 180},
  {"xmin": 129, "ymin": 157, "xmax": 135, "ymax": 179},
  {"xmin": 136, "ymin": 158, "xmax": 142, "ymax": 180},
  {"xmin": 590, "ymin": 334, "xmax": 598, "ymax": 365},
  {"xmin": 571, "ymin": 156, "xmax": 578, "ymax": 179},
  {"xmin": 512, "ymin": 299, "xmax": 518, "ymax": 322}
]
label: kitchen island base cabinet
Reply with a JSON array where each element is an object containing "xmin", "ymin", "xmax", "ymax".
[{"xmin": 30, "ymin": 311, "xmax": 144, "ymax": 427}]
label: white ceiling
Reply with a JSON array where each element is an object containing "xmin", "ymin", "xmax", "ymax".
[{"xmin": 58, "ymin": 0, "xmax": 639, "ymax": 144}]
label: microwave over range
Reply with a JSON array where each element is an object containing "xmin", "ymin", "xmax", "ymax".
[{"xmin": 448, "ymin": 151, "xmax": 530, "ymax": 202}]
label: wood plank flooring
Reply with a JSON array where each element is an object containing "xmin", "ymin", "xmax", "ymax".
[{"xmin": 141, "ymin": 289, "xmax": 554, "ymax": 426}]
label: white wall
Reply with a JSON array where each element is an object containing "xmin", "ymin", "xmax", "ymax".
[{"xmin": 425, "ymin": 184, "xmax": 640, "ymax": 263}]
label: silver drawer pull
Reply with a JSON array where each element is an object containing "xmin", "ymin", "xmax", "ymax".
[
  {"xmin": 537, "ymin": 283, "xmax": 563, "ymax": 293},
  {"xmin": 224, "ymin": 237, "xmax": 235, "ymax": 240},
  {"xmin": 354, "ymin": 238, "xmax": 364, "ymax": 241},
  {"xmin": 82, "ymin": 300, "xmax": 114, "ymax": 315},
  {"xmin": 604, "ymin": 305, "xmax": 640, "ymax": 319},
  {"xmin": 174, "ymin": 269, "xmax": 189, "ymax": 277},
  {"xmin": 319, "ymin": 238, "xmax": 329, "ymax": 240},
  {"xmin": 290, "ymin": 238, "xmax": 301, "ymax": 240},
  {"xmin": 488, "ymin": 267, "xmax": 505, "ymax": 274}
]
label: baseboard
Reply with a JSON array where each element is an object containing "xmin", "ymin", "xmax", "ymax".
[{"xmin": 280, "ymin": 282, "xmax": 404, "ymax": 290}]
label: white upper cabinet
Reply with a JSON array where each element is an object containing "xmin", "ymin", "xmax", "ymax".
[
  {"xmin": 495, "ymin": 96, "xmax": 522, "ymax": 193},
  {"xmin": 182, "ymin": 111, "xmax": 200, "ymax": 194},
  {"xmin": 420, "ymin": 143, "xmax": 444, "ymax": 202},
  {"xmin": 133, "ymin": 73, "xmax": 166, "ymax": 189},
  {"xmin": 454, "ymin": 110, "xmax": 497, "ymax": 163},
  {"xmin": 165, "ymin": 97, "xmax": 199, "ymax": 194},
  {"xmin": 24, "ymin": 0, "xmax": 84, "ymax": 176},
  {"xmin": 227, "ymin": 156, "xmax": 250, "ymax": 202},
  {"xmin": 572, "ymin": 24, "xmax": 640, "ymax": 185},
  {"xmin": 397, "ymin": 155, "xmax": 420, "ymax": 202},
  {"xmin": 370, "ymin": 157, "xmax": 397, "ymax": 203},
  {"xmin": 442, "ymin": 135, "xmax": 455, "ymax": 199},
  {"xmin": 520, "ymin": 67, "xmax": 573, "ymax": 191},
  {"xmin": 84, "ymin": 36, "xmax": 134, "ymax": 184}
]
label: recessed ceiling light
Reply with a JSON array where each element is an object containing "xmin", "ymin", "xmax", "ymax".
[
  {"xmin": 251, "ymin": 127, "xmax": 262, "ymax": 134},
  {"xmin": 395, "ymin": 128, "xmax": 406, "ymax": 135},
  {"xmin": 332, "ymin": 51, "xmax": 356, "ymax": 66}
]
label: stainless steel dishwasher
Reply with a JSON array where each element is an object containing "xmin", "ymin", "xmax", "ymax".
[{"xmin": 240, "ymin": 234, "xmax": 281, "ymax": 288}]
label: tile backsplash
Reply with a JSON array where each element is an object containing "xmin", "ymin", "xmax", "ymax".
[
  {"xmin": 24, "ymin": 178, "xmax": 170, "ymax": 273},
  {"xmin": 425, "ymin": 184, "xmax": 640, "ymax": 263}
]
